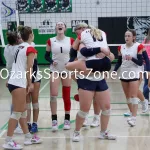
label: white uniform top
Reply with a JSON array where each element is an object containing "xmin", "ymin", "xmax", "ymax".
[
  {"xmin": 119, "ymin": 42, "xmax": 142, "ymax": 79},
  {"xmin": 8, "ymin": 42, "xmax": 37, "ymax": 88},
  {"xmin": 4, "ymin": 45, "xmax": 19, "ymax": 79},
  {"xmin": 77, "ymin": 29, "xmax": 108, "ymax": 61},
  {"xmin": 47, "ymin": 36, "xmax": 74, "ymax": 73}
]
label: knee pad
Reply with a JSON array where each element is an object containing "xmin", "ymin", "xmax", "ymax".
[
  {"xmin": 21, "ymin": 111, "xmax": 27, "ymax": 118},
  {"xmin": 10, "ymin": 112, "xmax": 22, "ymax": 120},
  {"xmin": 77, "ymin": 110, "xmax": 88, "ymax": 118},
  {"xmin": 26, "ymin": 103, "xmax": 31, "ymax": 109},
  {"xmin": 127, "ymin": 98, "xmax": 132, "ymax": 104},
  {"xmin": 101, "ymin": 109, "xmax": 111, "ymax": 116},
  {"xmin": 32, "ymin": 103, "xmax": 39, "ymax": 109},
  {"xmin": 50, "ymin": 96, "xmax": 57, "ymax": 102},
  {"xmin": 131, "ymin": 97, "xmax": 139, "ymax": 104}
]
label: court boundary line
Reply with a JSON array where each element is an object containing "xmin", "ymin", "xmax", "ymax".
[{"xmin": 1, "ymin": 136, "xmax": 150, "ymax": 140}]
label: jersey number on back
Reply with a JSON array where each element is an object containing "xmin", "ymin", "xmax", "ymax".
[{"xmin": 14, "ymin": 46, "xmax": 24, "ymax": 63}]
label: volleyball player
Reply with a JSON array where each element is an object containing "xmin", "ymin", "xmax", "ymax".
[
  {"xmin": 45, "ymin": 21, "xmax": 74, "ymax": 131},
  {"xmin": 26, "ymin": 42, "xmax": 41, "ymax": 133},
  {"xmin": 114, "ymin": 29, "xmax": 144, "ymax": 127},
  {"xmin": 3, "ymin": 26, "xmax": 42, "ymax": 149},
  {"xmin": 66, "ymin": 44, "xmax": 116, "ymax": 142}
]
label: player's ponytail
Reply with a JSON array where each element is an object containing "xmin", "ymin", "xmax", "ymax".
[{"xmin": 88, "ymin": 25, "xmax": 102, "ymax": 41}]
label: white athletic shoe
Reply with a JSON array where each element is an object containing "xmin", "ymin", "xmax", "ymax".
[
  {"xmin": 83, "ymin": 116, "xmax": 89, "ymax": 127},
  {"xmin": 128, "ymin": 117, "xmax": 136, "ymax": 127},
  {"xmin": 141, "ymin": 100, "xmax": 149, "ymax": 113},
  {"xmin": 24, "ymin": 134, "xmax": 42, "ymax": 145},
  {"xmin": 52, "ymin": 120, "xmax": 58, "ymax": 132},
  {"xmin": 63, "ymin": 120, "xmax": 71, "ymax": 130},
  {"xmin": 90, "ymin": 117, "xmax": 100, "ymax": 127},
  {"xmin": 14, "ymin": 126, "xmax": 23, "ymax": 134},
  {"xmin": 99, "ymin": 130, "xmax": 116, "ymax": 140},
  {"xmin": 72, "ymin": 131, "xmax": 81, "ymax": 142},
  {"xmin": 127, "ymin": 117, "xmax": 132, "ymax": 123},
  {"xmin": 3, "ymin": 141, "xmax": 23, "ymax": 149}
]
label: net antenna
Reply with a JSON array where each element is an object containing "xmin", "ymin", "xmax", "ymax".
[
  {"xmin": 15, "ymin": 0, "xmax": 20, "ymax": 28},
  {"xmin": 0, "ymin": 1, "xmax": 5, "ymax": 47}
]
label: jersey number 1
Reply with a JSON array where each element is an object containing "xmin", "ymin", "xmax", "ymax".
[{"xmin": 60, "ymin": 47, "xmax": 63, "ymax": 53}]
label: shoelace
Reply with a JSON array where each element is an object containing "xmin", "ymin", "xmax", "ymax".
[
  {"xmin": 64, "ymin": 120, "xmax": 70, "ymax": 125},
  {"xmin": 74, "ymin": 131, "xmax": 80, "ymax": 137},
  {"xmin": 52, "ymin": 121, "xmax": 57, "ymax": 126},
  {"xmin": 9, "ymin": 141, "xmax": 17, "ymax": 148},
  {"xmin": 32, "ymin": 134, "xmax": 40, "ymax": 141}
]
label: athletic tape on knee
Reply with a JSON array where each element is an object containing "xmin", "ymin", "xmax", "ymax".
[
  {"xmin": 77, "ymin": 110, "xmax": 88, "ymax": 118},
  {"xmin": 127, "ymin": 98, "xmax": 132, "ymax": 104},
  {"xmin": 21, "ymin": 111, "xmax": 27, "ymax": 118},
  {"xmin": 101, "ymin": 109, "xmax": 111, "ymax": 116},
  {"xmin": 26, "ymin": 103, "xmax": 31, "ymax": 109},
  {"xmin": 32, "ymin": 103, "xmax": 39, "ymax": 109},
  {"xmin": 10, "ymin": 112, "xmax": 22, "ymax": 120},
  {"xmin": 50, "ymin": 96, "xmax": 57, "ymax": 102},
  {"xmin": 131, "ymin": 97, "xmax": 139, "ymax": 104}
]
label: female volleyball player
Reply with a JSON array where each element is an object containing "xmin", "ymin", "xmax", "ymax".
[
  {"xmin": 114, "ymin": 30, "xmax": 149, "ymax": 117},
  {"xmin": 114, "ymin": 29, "xmax": 144, "ymax": 127},
  {"xmin": 26, "ymin": 42, "xmax": 41, "ymax": 133},
  {"xmin": 66, "ymin": 24, "xmax": 116, "ymax": 141},
  {"xmin": 3, "ymin": 26, "xmax": 42, "ymax": 149},
  {"xmin": 66, "ymin": 23, "xmax": 114, "ymax": 127},
  {"xmin": 4, "ymin": 32, "xmax": 24, "ymax": 134},
  {"xmin": 45, "ymin": 21, "xmax": 74, "ymax": 131}
]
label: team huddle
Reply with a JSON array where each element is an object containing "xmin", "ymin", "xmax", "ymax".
[{"xmin": 2, "ymin": 21, "xmax": 150, "ymax": 149}]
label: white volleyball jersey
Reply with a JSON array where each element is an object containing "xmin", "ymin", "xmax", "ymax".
[
  {"xmin": 120, "ymin": 42, "xmax": 142, "ymax": 79},
  {"xmin": 47, "ymin": 36, "xmax": 74, "ymax": 72},
  {"xmin": 8, "ymin": 42, "xmax": 37, "ymax": 88},
  {"xmin": 77, "ymin": 29, "xmax": 108, "ymax": 60},
  {"xmin": 4, "ymin": 45, "xmax": 19, "ymax": 78}
]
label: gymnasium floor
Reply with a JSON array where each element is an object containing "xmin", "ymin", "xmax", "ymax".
[{"xmin": 0, "ymin": 66, "xmax": 150, "ymax": 150}]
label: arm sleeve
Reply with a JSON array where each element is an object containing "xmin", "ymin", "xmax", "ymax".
[
  {"xmin": 80, "ymin": 47, "xmax": 101, "ymax": 57},
  {"xmin": 44, "ymin": 51, "xmax": 53, "ymax": 64},
  {"xmin": 32, "ymin": 59, "xmax": 38, "ymax": 83},
  {"xmin": 131, "ymin": 54, "xmax": 143, "ymax": 66},
  {"xmin": 114, "ymin": 56, "xmax": 122, "ymax": 71},
  {"xmin": 142, "ymin": 51, "xmax": 150, "ymax": 71},
  {"xmin": 69, "ymin": 48, "xmax": 77, "ymax": 62}
]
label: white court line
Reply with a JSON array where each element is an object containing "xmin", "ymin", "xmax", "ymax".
[
  {"xmin": 1, "ymin": 135, "xmax": 150, "ymax": 140},
  {"xmin": 0, "ymin": 80, "xmax": 49, "ymax": 138},
  {"xmin": 0, "ymin": 130, "xmax": 6, "ymax": 138},
  {"xmin": 39, "ymin": 80, "xmax": 50, "ymax": 93}
]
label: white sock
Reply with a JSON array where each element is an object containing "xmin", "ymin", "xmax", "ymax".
[
  {"xmin": 5, "ymin": 136, "xmax": 12, "ymax": 142},
  {"xmin": 25, "ymin": 132, "xmax": 32, "ymax": 139},
  {"xmin": 94, "ymin": 114, "xmax": 99, "ymax": 119}
]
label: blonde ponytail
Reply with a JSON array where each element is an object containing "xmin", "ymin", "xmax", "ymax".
[{"xmin": 88, "ymin": 25, "xmax": 102, "ymax": 40}]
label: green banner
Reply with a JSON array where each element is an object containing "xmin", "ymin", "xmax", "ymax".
[
  {"xmin": 30, "ymin": 0, "xmax": 45, "ymax": 13},
  {"xmin": 18, "ymin": 0, "xmax": 30, "ymax": 13},
  {"xmin": 18, "ymin": 0, "xmax": 72, "ymax": 13},
  {"xmin": 45, "ymin": 0, "xmax": 59, "ymax": 13},
  {"xmin": 58, "ymin": 0, "xmax": 72, "ymax": 12}
]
